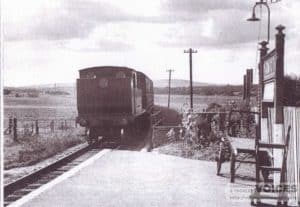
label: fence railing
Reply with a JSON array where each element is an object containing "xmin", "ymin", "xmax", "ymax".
[
  {"xmin": 3, "ymin": 117, "xmax": 79, "ymax": 141},
  {"xmin": 283, "ymin": 107, "xmax": 300, "ymax": 205},
  {"xmin": 152, "ymin": 109, "xmax": 260, "ymax": 150}
]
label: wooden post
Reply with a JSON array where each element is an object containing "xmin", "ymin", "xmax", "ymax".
[
  {"xmin": 243, "ymin": 74, "xmax": 247, "ymax": 100},
  {"xmin": 259, "ymin": 41, "xmax": 269, "ymax": 143},
  {"xmin": 35, "ymin": 120, "xmax": 39, "ymax": 135},
  {"xmin": 50, "ymin": 120, "xmax": 54, "ymax": 132},
  {"xmin": 246, "ymin": 69, "xmax": 253, "ymax": 102},
  {"xmin": 273, "ymin": 25, "xmax": 285, "ymax": 185},
  {"xmin": 13, "ymin": 118, "xmax": 18, "ymax": 142},
  {"xmin": 230, "ymin": 152, "xmax": 236, "ymax": 183},
  {"xmin": 219, "ymin": 113, "xmax": 225, "ymax": 132},
  {"xmin": 274, "ymin": 25, "xmax": 285, "ymax": 125},
  {"xmin": 31, "ymin": 122, "xmax": 34, "ymax": 133},
  {"xmin": 8, "ymin": 117, "xmax": 13, "ymax": 134},
  {"xmin": 166, "ymin": 69, "xmax": 174, "ymax": 108},
  {"xmin": 184, "ymin": 48, "xmax": 198, "ymax": 109}
]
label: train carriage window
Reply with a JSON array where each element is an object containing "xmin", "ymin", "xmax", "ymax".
[
  {"xmin": 116, "ymin": 71, "xmax": 126, "ymax": 78},
  {"xmin": 86, "ymin": 72, "xmax": 96, "ymax": 79},
  {"xmin": 146, "ymin": 79, "xmax": 152, "ymax": 91},
  {"xmin": 99, "ymin": 78, "xmax": 108, "ymax": 88}
]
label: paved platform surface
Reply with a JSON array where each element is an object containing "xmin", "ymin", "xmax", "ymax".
[{"xmin": 17, "ymin": 150, "xmax": 255, "ymax": 207}]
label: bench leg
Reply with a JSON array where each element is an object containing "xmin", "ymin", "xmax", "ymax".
[
  {"xmin": 216, "ymin": 152, "xmax": 223, "ymax": 175},
  {"xmin": 230, "ymin": 153, "xmax": 236, "ymax": 183}
]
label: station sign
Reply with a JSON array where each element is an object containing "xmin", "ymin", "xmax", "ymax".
[
  {"xmin": 263, "ymin": 49, "xmax": 276, "ymax": 81},
  {"xmin": 263, "ymin": 82, "xmax": 274, "ymax": 101}
]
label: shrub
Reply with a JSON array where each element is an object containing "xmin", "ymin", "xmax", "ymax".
[
  {"xmin": 27, "ymin": 92, "xmax": 39, "ymax": 98},
  {"xmin": 4, "ymin": 89, "xmax": 11, "ymax": 95}
]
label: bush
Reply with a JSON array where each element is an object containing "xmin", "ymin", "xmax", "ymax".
[
  {"xmin": 27, "ymin": 92, "xmax": 39, "ymax": 98},
  {"xmin": 4, "ymin": 89, "xmax": 11, "ymax": 95},
  {"xmin": 45, "ymin": 90, "xmax": 70, "ymax": 95},
  {"xmin": 180, "ymin": 105, "xmax": 226, "ymax": 149}
]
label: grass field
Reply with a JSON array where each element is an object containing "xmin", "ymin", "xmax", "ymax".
[
  {"xmin": 154, "ymin": 94, "xmax": 242, "ymax": 112},
  {"xmin": 4, "ymin": 93, "xmax": 242, "ymax": 120},
  {"xmin": 4, "ymin": 95, "xmax": 77, "ymax": 121},
  {"xmin": 3, "ymin": 93, "xmax": 85, "ymax": 170}
]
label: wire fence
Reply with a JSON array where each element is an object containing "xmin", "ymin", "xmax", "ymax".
[{"xmin": 3, "ymin": 117, "xmax": 83, "ymax": 142}]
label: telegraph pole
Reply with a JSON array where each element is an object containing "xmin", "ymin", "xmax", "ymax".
[
  {"xmin": 184, "ymin": 48, "xmax": 197, "ymax": 109},
  {"xmin": 166, "ymin": 69, "xmax": 174, "ymax": 108}
]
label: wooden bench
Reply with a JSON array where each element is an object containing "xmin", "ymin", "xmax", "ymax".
[{"xmin": 217, "ymin": 137, "xmax": 256, "ymax": 183}]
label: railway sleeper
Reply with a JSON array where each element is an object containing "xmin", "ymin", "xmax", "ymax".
[
  {"xmin": 5, "ymin": 195, "xmax": 22, "ymax": 201},
  {"xmin": 25, "ymin": 183, "xmax": 42, "ymax": 189},
  {"xmin": 4, "ymin": 202, "xmax": 12, "ymax": 206}
]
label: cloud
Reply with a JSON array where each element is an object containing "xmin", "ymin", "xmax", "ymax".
[
  {"xmin": 157, "ymin": 1, "xmax": 300, "ymax": 49},
  {"xmin": 5, "ymin": 0, "xmax": 295, "ymax": 47},
  {"xmin": 65, "ymin": 38, "xmax": 134, "ymax": 52},
  {"xmin": 4, "ymin": 0, "xmax": 142, "ymax": 41},
  {"xmin": 3, "ymin": 0, "xmax": 300, "ymax": 87},
  {"xmin": 160, "ymin": 0, "xmax": 250, "ymax": 22},
  {"xmin": 163, "ymin": 0, "xmax": 250, "ymax": 11},
  {"xmin": 157, "ymin": 9, "xmax": 260, "ymax": 48},
  {"xmin": 2, "ymin": 0, "xmax": 253, "ymax": 42}
]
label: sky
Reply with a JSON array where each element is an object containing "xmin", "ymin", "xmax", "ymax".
[{"xmin": 2, "ymin": 0, "xmax": 300, "ymax": 86}]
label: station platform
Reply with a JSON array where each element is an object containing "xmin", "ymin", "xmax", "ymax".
[{"xmin": 12, "ymin": 150, "xmax": 253, "ymax": 207}]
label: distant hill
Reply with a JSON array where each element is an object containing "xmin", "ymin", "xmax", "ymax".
[
  {"xmin": 153, "ymin": 79, "xmax": 213, "ymax": 88},
  {"xmin": 4, "ymin": 83, "xmax": 76, "ymax": 97}
]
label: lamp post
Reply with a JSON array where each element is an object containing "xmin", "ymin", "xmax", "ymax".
[
  {"xmin": 247, "ymin": 0, "xmax": 271, "ymax": 44},
  {"xmin": 247, "ymin": 0, "xmax": 271, "ymax": 148}
]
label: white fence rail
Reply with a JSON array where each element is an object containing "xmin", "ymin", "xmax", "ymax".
[
  {"xmin": 268, "ymin": 107, "xmax": 300, "ymax": 205},
  {"xmin": 283, "ymin": 107, "xmax": 300, "ymax": 205}
]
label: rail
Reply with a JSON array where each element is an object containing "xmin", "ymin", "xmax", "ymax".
[{"xmin": 4, "ymin": 144, "xmax": 92, "ymax": 198}]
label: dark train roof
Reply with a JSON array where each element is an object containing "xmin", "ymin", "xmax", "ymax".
[
  {"xmin": 79, "ymin": 66, "xmax": 135, "ymax": 73},
  {"xmin": 79, "ymin": 66, "xmax": 151, "ymax": 80}
]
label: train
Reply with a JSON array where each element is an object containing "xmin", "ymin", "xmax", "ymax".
[{"xmin": 76, "ymin": 66, "xmax": 154, "ymax": 144}]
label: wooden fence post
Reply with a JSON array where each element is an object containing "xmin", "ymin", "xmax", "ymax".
[
  {"xmin": 35, "ymin": 120, "xmax": 39, "ymax": 135},
  {"xmin": 8, "ymin": 117, "xmax": 13, "ymax": 134},
  {"xmin": 31, "ymin": 122, "xmax": 34, "ymax": 133},
  {"xmin": 13, "ymin": 118, "xmax": 18, "ymax": 142},
  {"xmin": 219, "ymin": 113, "xmax": 225, "ymax": 132},
  {"xmin": 243, "ymin": 75, "xmax": 247, "ymax": 100},
  {"xmin": 50, "ymin": 120, "xmax": 54, "ymax": 133}
]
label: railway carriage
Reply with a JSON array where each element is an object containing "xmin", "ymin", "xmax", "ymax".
[{"xmin": 76, "ymin": 66, "xmax": 153, "ymax": 143}]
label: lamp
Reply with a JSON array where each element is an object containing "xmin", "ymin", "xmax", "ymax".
[{"xmin": 247, "ymin": 1, "xmax": 270, "ymax": 43}]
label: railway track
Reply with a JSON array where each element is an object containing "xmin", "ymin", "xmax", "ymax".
[{"xmin": 3, "ymin": 141, "xmax": 120, "ymax": 207}]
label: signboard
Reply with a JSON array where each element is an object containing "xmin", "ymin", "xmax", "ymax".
[
  {"xmin": 263, "ymin": 82, "xmax": 274, "ymax": 101},
  {"xmin": 263, "ymin": 50, "xmax": 276, "ymax": 81}
]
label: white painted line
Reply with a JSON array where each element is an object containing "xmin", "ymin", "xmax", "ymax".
[{"xmin": 9, "ymin": 149, "xmax": 112, "ymax": 207}]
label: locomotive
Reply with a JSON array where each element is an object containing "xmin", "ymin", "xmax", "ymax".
[{"xmin": 76, "ymin": 66, "xmax": 154, "ymax": 143}]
